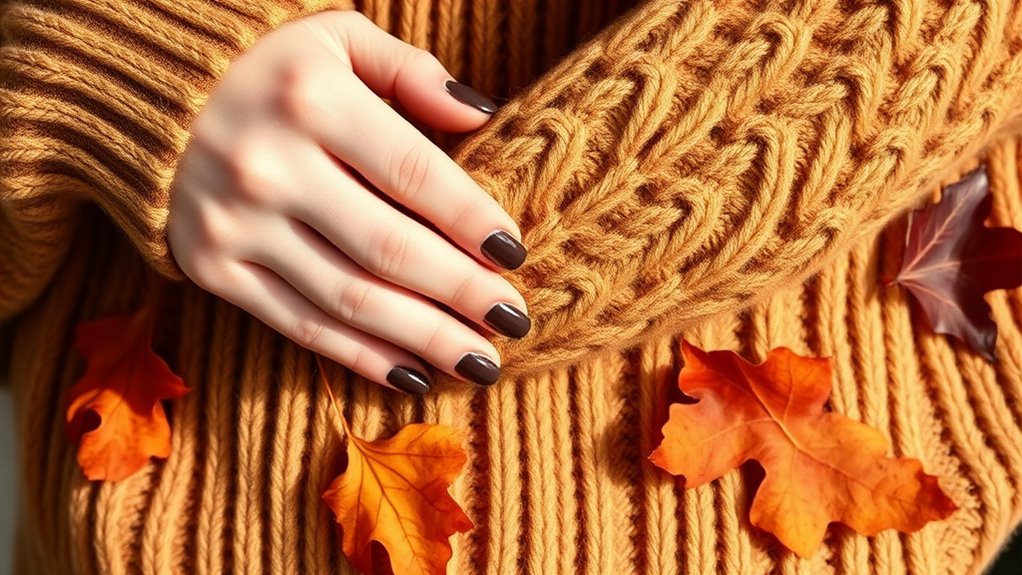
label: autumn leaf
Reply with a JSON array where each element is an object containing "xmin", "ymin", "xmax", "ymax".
[
  {"xmin": 317, "ymin": 356, "xmax": 474, "ymax": 575},
  {"xmin": 65, "ymin": 300, "xmax": 189, "ymax": 482},
  {"xmin": 892, "ymin": 164, "xmax": 1022, "ymax": 362},
  {"xmin": 649, "ymin": 341, "xmax": 957, "ymax": 558}
]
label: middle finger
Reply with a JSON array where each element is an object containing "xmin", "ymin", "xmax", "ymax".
[{"xmin": 286, "ymin": 143, "xmax": 532, "ymax": 339}]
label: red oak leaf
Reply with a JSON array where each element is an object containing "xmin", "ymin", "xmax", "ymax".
[
  {"xmin": 892, "ymin": 164, "xmax": 1022, "ymax": 361},
  {"xmin": 65, "ymin": 302, "xmax": 188, "ymax": 481},
  {"xmin": 649, "ymin": 341, "xmax": 958, "ymax": 558}
]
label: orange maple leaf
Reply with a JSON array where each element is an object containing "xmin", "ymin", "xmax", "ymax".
[
  {"xmin": 317, "ymin": 356, "xmax": 474, "ymax": 575},
  {"xmin": 65, "ymin": 301, "xmax": 188, "ymax": 482},
  {"xmin": 649, "ymin": 341, "xmax": 957, "ymax": 557}
]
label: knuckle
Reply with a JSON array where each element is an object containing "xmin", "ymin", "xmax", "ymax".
[
  {"xmin": 274, "ymin": 61, "xmax": 328, "ymax": 126},
  {"xmin": 168, "ymin": 195, "xmax": 236, "ymax": 277},
  {"xmin": 366, "ymin": 224, "xmax": 410, "ymax": 279},
  {"xmin": 290, "ymin": 315, "xmax": 326, "ymax": 350},
  {"xmin": 347, "ymin": 344, "xmax": 374, "ymax": 380},
  {"xmin": 416, "ymin": 321, "xmax": 447, "ymax": 358},
  {"xmin": 225, "ymin": 137, "xmax": 285, "ymax": 206},
  {"xmin": 447, "ymin": 193, "xmax": 487, "ymax": 231},
  {"xmin": 448, "ymin": 268, "xmax": 482, "ymax": 309},
  {"xmin": 187, "ymin": 255, "xmax": 227, "ymax": 293},
  {"xmin": 392, "ymin": 141, "xmax": 433, "ymax": 202},
  {"xmin": 192, "ymin": 205, "xmax": 235, "ymax": 254},
  {"xmin": 412, "ymin": 49, "xmax": 444, "ymax": 76},
  {"xmin": 331, "ymin": 279, "xmax": 375, "ymax": 324},
  {"xmin": 404, "ymin": 47, "xmax": 438, "ymax": 70}
]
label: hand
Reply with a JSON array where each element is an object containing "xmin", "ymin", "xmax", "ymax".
[{"xmin": 167, "ymin": 10, "xmax": 530, "ymax": 394}]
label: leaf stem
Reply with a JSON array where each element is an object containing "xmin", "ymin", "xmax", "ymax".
[{"xmin": 314, "ymin": 353, "xmax": 351, "ymax": 439}]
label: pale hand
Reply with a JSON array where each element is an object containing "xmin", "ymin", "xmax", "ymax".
[{"xmin": 167, "ymin": 10, "xmax": 530, "ymax": 394}]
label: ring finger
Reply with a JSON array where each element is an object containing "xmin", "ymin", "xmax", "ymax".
[
  {"xmin": 212, "ymin": 258, "xmax": 435, "ymax": 395},
  {"xmin": 246, "ymin": 216, "xmax": 504, "ymax": 387}
]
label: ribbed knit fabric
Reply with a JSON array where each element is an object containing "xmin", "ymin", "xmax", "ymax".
[{"xmin": 2, "ymin": 0, "xmax": 1021, "ymax": 573}]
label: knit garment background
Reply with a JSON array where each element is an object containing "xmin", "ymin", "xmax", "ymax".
[{"xmin": 2, "ymin": 0, "xmax": 1022, "ymax": 573}]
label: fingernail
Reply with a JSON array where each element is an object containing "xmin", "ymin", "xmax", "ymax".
[
  {"xmin": 481, "ymin": 230, "xmax": 527, "ymax": 270},
  {"xmin": 386, "ymin": 366, "xmax": 432, "ymax": 394},
  {"xmin": 484, "ymin": 302, "xmax": 531, "ymax": 338},
  {"xmin": 444, "ymin": 79, "xmax": 499, "ymax": 114},
  {"xmin": 455, "ymin": 352, "xmax": 501, "ymax": 386}
]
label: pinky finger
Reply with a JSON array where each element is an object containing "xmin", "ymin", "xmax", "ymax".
[{"xmin": 217, "ymin": 259, "xmax": 434, "ymax": 395}]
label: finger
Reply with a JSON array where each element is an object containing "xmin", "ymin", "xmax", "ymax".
[
  {"xmin": 306, "ymin": 72, "xmax": 528, "ymax": 273},
  {"xmin": 248, "ymin": 217, "xmax": 504, "ymax": 386},
  {"xmin": 284, "ymin": 145, "xmax": 530, "ymax": 338},
  {"xmin": 214, "ymin": 258, "xmax": 435, "ymax": 395},
  {"xmin": 323, "ymin": 10, "xmax": 497, "ymax": 132}
]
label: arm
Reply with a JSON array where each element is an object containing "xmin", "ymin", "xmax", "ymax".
[
  {"xmin": 449, "ymin": 0, "xmax": 1022, "ymax": 379},
  {"xmin": 0, "ymin": 0, "xmax": 354, "ymax": 320}
]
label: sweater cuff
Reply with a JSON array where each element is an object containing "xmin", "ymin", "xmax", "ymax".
[{"xmin": 0, "ymin": 0, "xmax": 355, "ymax": 281}]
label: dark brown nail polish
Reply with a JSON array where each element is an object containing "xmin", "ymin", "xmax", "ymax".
[
  {"xmin": 455, "ymin": 352, "xmax": 501, "ymax": 386},
  {"xmin": 444, "ymin": 79, "xmax": 499, "ymax": 114},
  {"xmin": 386, "ymin": 366, "xmax": 431, "ymax": 394},
  {"xmin": 481, "ymin": 230, "xmax": 527, "ymax": 270},
  {"xmin": 484, "ymin": 302, "xmax": 531, "ymax": 338}
]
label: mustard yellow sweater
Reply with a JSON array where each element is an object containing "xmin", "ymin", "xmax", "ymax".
[{"xmin": 2, "ymin": 0, "xmax": 1022, "ymax": 573}]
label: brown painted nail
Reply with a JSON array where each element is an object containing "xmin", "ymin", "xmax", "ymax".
[
  {"xmin": 444, "ymin": 79, "xmax": 499, "ymax": 114},
  {"xmin": 481, "ymin": 230, "xmax": 527, "ymax": 270},
  {"xmin": 386, "ymin": 366, "xmax": 431, "ymax": 394},
  {"xmin": 455, "ymin": 352, "xmax": 501, "ymax": 386},
  {"xmin": 484, "ymin": 302, "xmax": 531, "ymax": 338}
]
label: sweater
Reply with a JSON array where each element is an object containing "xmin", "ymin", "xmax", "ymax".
[{"xmin": 1, "ymin": 0, "xmax": 1021, "ymax": 572}]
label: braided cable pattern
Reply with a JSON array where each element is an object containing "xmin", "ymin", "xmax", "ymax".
[{"xmin": 439, "ymin": 0, "xmax": 1022, "ymax": 381}]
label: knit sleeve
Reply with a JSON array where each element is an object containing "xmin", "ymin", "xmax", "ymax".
[
  {"xmin": 449, "ymin": 0, "xmax": 1022, "ymax": 380},
  {"xmin": 0, "ymin": 0, "xmax": 354, "ymax": 320}
]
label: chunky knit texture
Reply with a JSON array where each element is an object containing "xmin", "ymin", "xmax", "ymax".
[{"xmin": 2, "ymin": 0, "xmax": 1022, "ymax": 573}]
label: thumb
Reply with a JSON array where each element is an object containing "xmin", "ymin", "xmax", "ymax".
[{"xmin": 325, "ymin": 10, "xmax": 497, "ymax": 133}]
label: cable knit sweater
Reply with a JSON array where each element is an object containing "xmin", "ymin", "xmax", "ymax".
[{"xmin": 2, "ymin": 0, "xmax": 1022, "ymax": 573}]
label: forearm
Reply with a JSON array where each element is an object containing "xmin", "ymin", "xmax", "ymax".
[{"xmin": 450, "ymin": 0, "xmax": 1022, "ymax": 378}]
